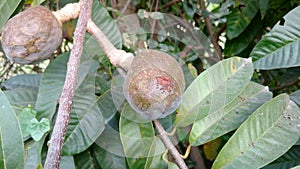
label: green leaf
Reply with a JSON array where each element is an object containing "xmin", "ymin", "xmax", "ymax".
[
  {"xmin": 59, "ymin": 156, "xmax": 75, "ymax": 169},
  {"xmin": 4, "ymin": 88, "xmax": 38, "ymax": 112},
  {"xmin": 32, "ymin": 0, "xmax": 45, "ymax": 5},
  {"xmin": 119, "ymin": 104, "xmax": 165, "ymax": 169},
  {"xmin": 175, "ymin": 57, "xmax": 254, "ymax": 127},
  {"xmin": 262, "ymin": 146, "xmax": 300, "ymax": 169},
  {"xmin": 27, "ymin": 118, "xmax": 50, "ymax": 141},
  {"xmin": 251, "ymin": 6, "xmax": 300, "ymax": 69},
  {"xmin": 92, "ymin": 144, "xmax": 127, "ymax": 169},
  {"xmin": 73, "ymin": 149, "xmax": 98, "ymax": 169},
  {"xmin": 17, "ymin": 106, "xmax": 36, "ymax": 138},
  {"xmin": 0, "ymin": 0, "xmax": 21, "ymax": 30},
  {"xmin": 2, "ymin": 74, "xmax": 40, "ymax": 89},
  {"xmin": 226, "ymin": 0, "xmax": 259, "ymax": 39},
  {"xmin": 290, "ymin": 90, "xmax": 300, "ymax": 106},
  {"xmin": 212, "ymin": 94, "xmax": 300, "ymax": 169},
  {"xmin": 62, "ymin": 63, "xmax": 105, "ymax": 155},
  {"xmin": 97, "ymin": 89, "xmax": 118, "ymax": 123},
  {"xmin": 0, "ymin": 130, "xmax": 4, "ymax": 169},
  {"xmin": 189, "ymin": 82, "xmax": 272, "ymax": 146},
  {"xmin": 259, "ymin": 0, "xmax": 270, "ymax": 18},
  {"xmin": 168, "ymin": 162, "xmax": 180, "ymax": 169},
  {"xmin": 0, "ymin": 89, "xmax": 24, "ymax": 169},
  {"xmin": 24, "ymin": 136, "xmax": 46, "ymax": 169},
  {"xmin": 35, "ymin": 53, "xmax": 68, "ymax": 120},
  {"xmin": 83, "ymin": 0, "xmax": 122, "ymax": 60},
  {"xmin": 224, "ymin": 13, "xmax": 262, "ymax": 56}
]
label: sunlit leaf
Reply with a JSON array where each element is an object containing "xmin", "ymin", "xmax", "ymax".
[
  {"xmin": 176, "ymin": 57, "xmax": 253, "ymax": 127},
  {"xmin": 27, "ymin": 118, "xmax": 50, "ymax": 141},
  {"xmin": 189, "ymin": 82, "xmax": 272, "ymax": 146},
  {"xmin": 251, "ymin": 6, "xmax": 300, "ymax": 69},
  {"xmin": 213, "ymin": 94, "xmax": 300, "ymax": 169}
]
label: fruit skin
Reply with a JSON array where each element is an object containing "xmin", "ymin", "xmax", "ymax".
[
  {"xmin": 123, "ymin": 49, "xmax": 185, "ymax": 120},
  {"xmin": 1, "ymin": 6, "xmax": 62, "ymax": 64}
]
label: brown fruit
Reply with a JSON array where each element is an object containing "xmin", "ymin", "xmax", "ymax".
[
  {"xmin": 1, "ymin": 6, "xmax": 62, "ymax": 64},
  {"xmin": 123, "ymin": 49, "xmax": 185, "ymax": 120}
]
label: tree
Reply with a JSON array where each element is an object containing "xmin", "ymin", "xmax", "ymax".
[{"xmin": 0, "ymin": 0, "xmax": 300, "ymax": 168}]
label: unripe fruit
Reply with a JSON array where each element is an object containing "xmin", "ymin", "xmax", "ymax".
[
  {"xmin": 1, "ymin": 6, "xmax": 62, "ymax": 64},
  {"xmin": 123, "ymin": 50, "xmax": 185, "ymax": 120}
]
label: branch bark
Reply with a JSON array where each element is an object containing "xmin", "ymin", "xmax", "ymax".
[{"xmin": 44, "ymin": 0, "xmax": 92, "ymax": 168}]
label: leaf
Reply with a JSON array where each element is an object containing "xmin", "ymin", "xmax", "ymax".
[
  {"xmin": 17, "ymin": 106, "xmax": 36, "ymax": 138},
  {"xmin": 0, "ymin": 89, "xmax": 24, "ymax": 169},
  {"xmin": 27, "ymin": 118, "xmax": 50, "ymax": 141},
  {"xmin": 83, "ymin": 0, "xmax": 122, "ymax": 60},
  {"xmin": 97, "ymin": 89, "xmax": 118, "ymax": 123},
  {"xmin": 73, "ymin": 149, "xmax": 98, "ymax": 169},
  {"xmin": 175, "ymin": 57, "xmax": 254, "ymax": 127},
  {"xmin": 1, "ymin": 74, "xmax": 40, "ymax": 89},
  {"xmin": 119, "ymin": 104, "xmax": 165, "ymax": 169},
  {"xmin": 59, "ymin": 156, "xmax": 75, "ymax": 169},
  {"xmin": 4, "ymin": 88, "xmax": 38, "ymax": 112},
  {"xmin": 62, "ymin": 63, "xmax": 105, "ymax": 155},
  {"xmin": 224, "ymin": 13, "xmax": 262, "ymax": 56},
  {"xmin": 189, "ymin": 82, "xmax": 272, "ymax": 146},
  {"xmin": 24, "ymin": 136, "xmax": 46, "ymax": 169},
  {"xmin": 212, "ymin": 94, "xmax": 300, "ymax": 169},
  {"xmin": 92, "ymin": 144, "xmax": 127, "ymax": 169},
  {"xmin": 35, "ymin": 53, "xmax": 68, "ymax": 120},
  {"xmin": 226, "ymin": 0, "xmax": 259, "ymax": 39},
  {"xmin": 203, "ymin": 137, "xmax": 223, "ymax": 161},
  {"xmin": 290, "ymin": 90, "xmax": 300, "ymax": 106},
  {"xmin": 0, "ymin": 0, "xmax": 21, "ymax": 30},
  {"xmin": 0, "ymin": 130, "xmax": 4, "ymax": 169},
  {"xmin": 251, "ymin": 6, "xmax": 300, "ymax": 69},
  {"xmin": 259, "ymin": 0, "xmax": 270, "ymax": 18},
  {"xmin": 262, "ymin": 146, "xmax": 300, "ymax": 169}
]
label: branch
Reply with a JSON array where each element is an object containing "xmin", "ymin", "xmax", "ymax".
[
  {"xmin": 44, "ymin": 0, "xmax": 92, "ymax": 168},
  {"xmin": 199, "ymin": 0, "xmax": 222, "ymax": 60},
  {"xmin": 154, "ymin": 120, "xmax": 188, "ymax": 169}
]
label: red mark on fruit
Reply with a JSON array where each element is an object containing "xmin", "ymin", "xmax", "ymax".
[{"xmin": 156, "ymin": 76, "xmax": 174, "ymax": 93}]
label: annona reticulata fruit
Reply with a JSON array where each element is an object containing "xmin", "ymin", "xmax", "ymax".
[
  {"xmin": 1, "ymin": 6, "xmax": 62, "ymax": 64},
  {"xmin": 123, "ymin": 49, "xmax": 185, "ymax": 120}
]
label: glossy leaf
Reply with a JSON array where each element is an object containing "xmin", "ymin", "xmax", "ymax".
[
  {"xmin": 176, "ymin": 57, "xmax": 254, "ymax": 127},
  {"xmin": 119, "ymin": 104, "xmax": 165, "ymax": 169},
  {"xmin": 189, "ymin": 82, "xmax": 272, "ymax": 146},
  {"xmin": 63, "ymin": 63, "xmax": 105, "ymax": 155},
  {"xmin": 0, "ymin": 89, "xmax": 24, "ymax": 169},
  {"xmin": 59, "ymin": 156, "xmax": 75, "ymax": 169},
  {"xmin": 262, "ymin": 146, "xmax": 300, "ymax": 169},
  {"xmin": 1, "ymin": 74, "xmax": 40, "ymax": 89},
  {"xmin": 213, "ymin": 94, "xmax": 300, "ymax": 169},
  {"xmin": 0, "ymin": 0, "xmax": 21, "ymax": 30},
  {"xmin": 226, "ymin": 0, "xmax": 259, "ymax": 39},
  {"xmin": 252, "ymin": 6, "xmax": 300, "ymax": 69}
]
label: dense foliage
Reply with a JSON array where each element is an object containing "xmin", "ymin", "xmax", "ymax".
[{"xmin": 0, "ymin": 0, "xmax": 300, "ymax": 168}]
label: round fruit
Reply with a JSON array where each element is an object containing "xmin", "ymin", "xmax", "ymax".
[
  {"xmin": 1, "ymin": 6, "xmax": 62, "ymax": 64},
  {"xmin": 123, "ymin": 49, "xmax": 185, "ymax": 120}
]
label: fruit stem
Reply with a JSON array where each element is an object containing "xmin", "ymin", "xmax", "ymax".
[{"xmin": 154, "ymin": 120, "xmax": 188, "ymax": 169}]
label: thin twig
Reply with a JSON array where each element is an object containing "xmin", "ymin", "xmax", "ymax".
[
  {"xmin": 154, "ymin": 120, "xmax": 188, "ymax": 169},
  {"xmin": 273, "ymin": 79, "xmax": 300, "ymax": 91},
  {"xmin": 44, "ymin": 0, "xmax": 92, "ymax": 168},
  {"xmin": 160, "ymin": 0, "xmax": 181, "ymax": 9},
  {"xmin": 199, "ymin": 0, "xmax": 222, "ymax": 60}
]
